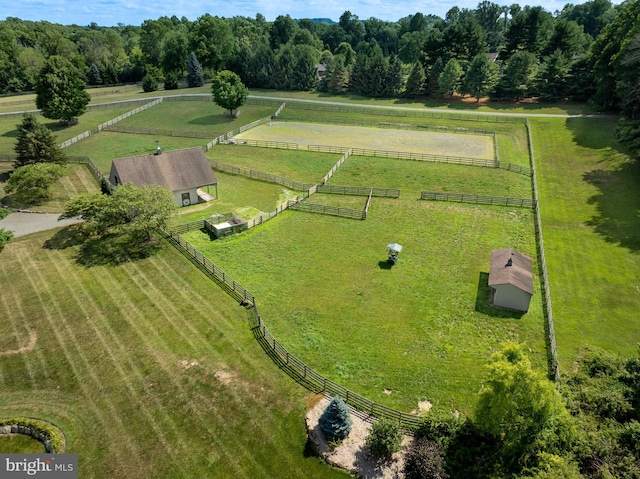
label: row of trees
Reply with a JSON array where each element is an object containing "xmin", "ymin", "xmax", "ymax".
[{"xmin": 0, "ymin": 1, "xmax": 626, "ymax": 104}]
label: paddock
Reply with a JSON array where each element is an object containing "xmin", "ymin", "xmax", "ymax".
[{"xmin": 234, "ymin": 121, "xmax": 495, "ymax": 160}]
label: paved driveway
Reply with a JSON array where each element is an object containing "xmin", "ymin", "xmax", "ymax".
[{"xmin": 0, "ymin": 212, "xmax": 82, "ymax": 237}]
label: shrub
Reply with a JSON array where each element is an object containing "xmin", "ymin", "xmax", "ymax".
[
  {"xmin": 142, "ymin": 73, "xmax": 158, "ymax": 93},
  {"xmin": 365, "ymin": 418, "xmax": 402, "ymax": 459},
  {"xmin": 0, "ymin": 228, "xmax": 13, "ymax": 252},
  {"xmin": 164, "ymin": 72, "xmax": 179, "ymax": 90},
  {"xmin": 403, "ymin": 437, "xmax": 449, "ymax": 479},
  {"xmin": 319, "ymin": 396, "xmax": 352, "ymax": 442},
  {"xmin": 0, "ymin": 417, "xmax": 65, "ymax": 452}
]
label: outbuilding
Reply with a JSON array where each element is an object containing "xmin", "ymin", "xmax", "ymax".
[
  {"xmin": 488, "ymin": 248, "xmax": 534, "ymax": 312},
  {"xmin": 109, "ymin": 147, "xmax": 218, "ymax": 207}
]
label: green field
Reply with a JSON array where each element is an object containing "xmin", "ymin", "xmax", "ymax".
[
  {"xmin": 531, "ymin": 117, "xmax": 640, "ymax": 369},
  {"xmin": 183, "ymin": 197, "xmax": 544, "ymax": 413},
  {"xmin": 0, "ymin": 232, "xmax": 348, "ymax": 478}
]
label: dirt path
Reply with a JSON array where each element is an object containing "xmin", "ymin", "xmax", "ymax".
[
  {"xmin": 0, "ymin": 212, "xmax": 82, "ymax": 237},
  {"xmin": 0, "ymin": 330, "xmax": 37, "ymax": 356}
]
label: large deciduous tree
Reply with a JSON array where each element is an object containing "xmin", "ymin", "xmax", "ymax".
[
  {"xmin": 474, "ymin": 342, "xmax": 574, "ymax": 473},
  {"xmin": 14, "ymin": 114, "xmax": 67, "ymax": 167},
  {"xmin": 61, "ymin": 184, "xmax": 176, "ymax": 241},
  {"xmin": 211, "ymin": 70, "xmax": 248, "ymax": 115},
  {"xmin": 35, "ymin": 55, "xmax": 90, "ymax": 124}
]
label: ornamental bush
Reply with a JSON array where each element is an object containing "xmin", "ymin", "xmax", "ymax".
[
  {"xmin": 365, "ymin": 418, "xmax": 402, "ymax": 459},
  {"xmin": 319, "ymin": 396, "xmax": 352, "ymax": 442},
  {"xmin": 403, "ymin": 437, "xmax": 449, "ymax": 479}
]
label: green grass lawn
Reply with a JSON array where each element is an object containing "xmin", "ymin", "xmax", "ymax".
[
  {"xmin": 117, "ymin": 101, "xmax": 277, "ymax": 135},
  {"xmin": 532, "ymin": 117, "xmax": 640, "ymax": 370},
  {"xmin": 208, "ymin": 145, "xmax": 341, "ymax": 184},
  {"xmin": 0, "ymin": 162, "xmax": 100, "ymax": 213},
  {"xmin": 0, "ymin": 434, "xmax": 46, "ymax": 453},
  {"xmin": 329, "ymin": 155, "xmax": 532, "ymax": 199},
  {"xmin": 0, "ymin": 231, "xmax": 348, "ymax": 478},
  {"xmin": 183, "ymin": 198, "xmax": 545, "ymax": 414},
  {"xmin": 0, "ymin": 106, "xmax": 144, "ymax": 154}
]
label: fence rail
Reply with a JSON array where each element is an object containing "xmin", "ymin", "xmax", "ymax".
[
  {"xmin": 322, "ymin": 149, "xmax": 352, "ymax": 184},
  {"xmin": 525, "ymin": 119, "xmax": 559, "ymax": 382},
  {"xmin": 420, "ymin": 191, "xmax": 536, "ymax": 208},
  {"xmin": 317, "ymin": 184, "xmax": 400, "ymax": 198},
  {"xmin": 67, "ymin": 156, "xmax": 106, "ymax": 184},
  {"xmin": 210, "ymin": 160, "xmax": 315, "ymax": 191},
  {"xmin": 283, "ymin": 101, "xmax": 526, "ymax": 124},
  {"xmin": 288, "ymin": 201, "xmax": 366, "ymax": 220}
]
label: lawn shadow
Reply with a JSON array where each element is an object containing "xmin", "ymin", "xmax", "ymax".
[
  {"xmin": 189, "ymin": 114, "xmax": 237, "ymax": 127},
  {"xmin": 43, "ymin": 224, "xmax": 86, "ymax": 250},
  {"xmin": 1, "ymin": 128, "xmax": 18, "ymax": 139},
  {"xmin": 378, "ymin": 260, "xmax": 394, "ymax": 270},
  {"xmin": 45, "ymin": 228, "xmax": 163, "ymax": 266},
  {"xmin": 0, "ymin": 170, "xmax": 11, "ymax": 182},
  {"xmin": 474, "ymin": 272, "xmax": 524, "ymax": 319},
  {"xmin": 583, "ymin": 154, "xmax": 640, "ymax": 253}
]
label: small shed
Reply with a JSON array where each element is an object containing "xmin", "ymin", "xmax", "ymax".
[
  {"xmin": 109, "ymin": 147, "xmax": 218, "ymax": 207},
  {"xmin": 488, "ymin": 248, "xmax": 534, "ymax": 312}
]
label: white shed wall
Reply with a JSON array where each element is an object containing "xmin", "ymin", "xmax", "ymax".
[{"xmin": 493, "ymin": 283, "xmax": 532, "ymax": 312}]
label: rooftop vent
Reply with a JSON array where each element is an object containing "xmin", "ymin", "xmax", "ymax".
[{"xmin": 505, "ymin": 257, "xmax": 513, "ymax": 267}]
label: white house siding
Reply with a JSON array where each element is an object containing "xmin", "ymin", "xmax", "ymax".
[
  {"xmin": 173, "ymin": 188, "xmax": 198, "ymax": 207},
  {"xmin": 493, "ymin": 283, "xmax": 532, "ymax": 312}
]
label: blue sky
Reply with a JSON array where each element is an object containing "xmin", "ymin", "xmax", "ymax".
[{"xmin": 1, "ymin": 0, "xmax": 612, "ymax": 27}]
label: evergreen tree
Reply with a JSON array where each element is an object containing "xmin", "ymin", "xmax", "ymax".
[
  {"xmin": 327, "ymin": 59, "xmax": 350, "ymax": 94},
  {"xmin": 383, "ymin": 54, "xmax": 404, "ymax": 98},
  {"xmin": 365, "ymin": 419, "xmax": 402, "ymax": 459},
  {"xmin": 461, "ymin": 53, "xmax": 500, "ymax": 101},
  {"xmin": 14, "ymin": 114, "xmax": 67, "ymax": 167},
  {"xmin": 87, "ymin": 63, "xmax": 102, "ymax": 85},
  {"xmin": 163, "ymin": 71, "xmax": 179, "ymax": 90},
  {"xmin": 142, "ymin": 72, "xmax": 158, "ymax": 92},
  {"xmin": 319, "ymin": 396, "xmax": 352, "ymax": 442},
  {"xmin": 537, "ymin": 50, "xmax": 572, "ymax": 102},
  {"xmin": 426, "ymin": 57, "xmax": 444, "ymax": 96},
  {"xmin": 492, "ymin": 51, "xmax": 538, "ymax": 100},
  {"xmin": 438, "ymin": 58, "xmax": 463, "ymax": 97},
  {"xmin": 186, "ymin": 52, "xmax": 204, "ymax": 88},
  {"xmin": 404, "ymin": 61, "xmax": 426, "ymax": 98}
]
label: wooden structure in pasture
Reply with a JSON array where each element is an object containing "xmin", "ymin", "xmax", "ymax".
[
  {"xmin": 488, "ymin": 248, "xmax": 534, "ymax": 312},
  {"xmin": 109, "ymin": 147, "xmax": 217, "ymax": 207}
]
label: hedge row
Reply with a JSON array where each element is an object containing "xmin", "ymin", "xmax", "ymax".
[{"xmin": 0, "ymin": 417, "xmax": 65, "ymax": 453}]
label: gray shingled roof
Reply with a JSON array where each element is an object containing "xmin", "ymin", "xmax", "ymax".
[
  {"xmin": 488, "ymin": 248, "xmax": 534, "ymax": 295},
  {"xmin": 110, "ymin": 147, "xmax": 217, "ymax": 191}
]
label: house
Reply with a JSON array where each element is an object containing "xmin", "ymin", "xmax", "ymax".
[
  {"xmin": 109, "ymin": 147, "xmax": 218, "ymax": 207},
  {"xmin": 488, "ymin": 248, "xmax": 534, "ymax": 312}
]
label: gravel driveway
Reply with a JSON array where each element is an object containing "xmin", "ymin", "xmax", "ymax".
[{"xmin": 0, "ymin": 212, "xmax": 82, "ymax": 237}]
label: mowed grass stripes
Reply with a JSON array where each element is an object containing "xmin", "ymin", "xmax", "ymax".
[{"xmin": 0, "ymin": 231, "xmax": 348, "ymax": 478}]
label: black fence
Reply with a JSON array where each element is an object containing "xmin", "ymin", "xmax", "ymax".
[
  {"xmin": 210, "ymin": 160, "xmax": 315, "ymax": 191},
  {"xmin": 288, "ymin": 201, "xmax": 366, "ymax": 220},
  {"xmin": 318, "ymin": 184, "xmax": 400, "ymax": 198},
  {"xmin": 420, "ymin": 191, "xmax": 536, "ymax": 208}
]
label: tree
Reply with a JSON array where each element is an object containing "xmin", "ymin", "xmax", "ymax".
[
  {"xmin": 474, "ymin": 342, "xmax": 574, "ymax": 473},
  {"xmin": 14, "ymin": 114, "xmax": 67, "ymax": 167},
  {"xmin": 35, "ymin": 55, "xmax": 90, "ymax": 124},
  {"xmin": 319, "ymin": 396, "xmax": 352, "ymax": 442},
  {"xmin": 536, "ymin": 50, "xmax": 572, "ymax": 102},
  {"xmin": 383, "ymin": 54, "xmax": 404, "ymax": 97},
  {"xmin": 160, "ymin": 30, "xmax": 188, "ymax": 76},
  {"xmin": 5, "ymin": 163, "xmax": 66, "ymax": 202},
  {"xmin": 492, "ymin": 51, "xmax": 538, "ymax": 100},
  {"xmin": 403, "ymin": 437, "xmax": 449, "ymax": 479},
  {"xmin": 163, "ymin": 71, "xmax": 179, "ymax": 90},
  {"xmin": 61, "ymin": 184, "xmax": 176, "ymax": 241},
  {"xmin": 438, "ymin": 58, "xmax": 463, "ymax": 97},
  {"xmin": 404, "ymin": 61, "xmax": 426, "ymax": 98},
  {"xmin": 426, "ymin": 57, "xmax": 444, "ymax": 96},
  {"xmin": 87, "ymin": 63, "xmax": 102, "ymax": 85},
  {"xmin": 365, "ymin": 419, "xmax": 402, "ymax": 459},
  {"xmin": 189, "ymin": 14, "xmax": 236, "ymax": 72},
  {"xmin": 211, "ymin": 70, "xmax": 248, "ymax": 115},
  {"xmin": 186, "ymin": 52, "xmax": 204, "ymax": 87},
  {"xmin": 461, "ymin": 53, "xmax": 500, "ymax": 100},
  {"xmin": 142, "ymin": 72, "xmax": 158, "ymax": 92}
]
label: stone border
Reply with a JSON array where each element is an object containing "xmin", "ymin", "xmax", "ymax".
[{"xmin": 0, "ymin": 418, "xmax": 66, "ymax": 453}]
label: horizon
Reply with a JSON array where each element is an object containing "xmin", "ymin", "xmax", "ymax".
[{"xmin": 0, "ymin": 0, "xmax": 618, "ymax": 28}]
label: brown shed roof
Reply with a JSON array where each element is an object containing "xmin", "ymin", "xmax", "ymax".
[
  {"xmin": 488, "ymin": 248, "xmax": 534, "ymax": 295},
  {"xmin": 110, "ymin": 147, "xmax": 217, "ymax": 192}
]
